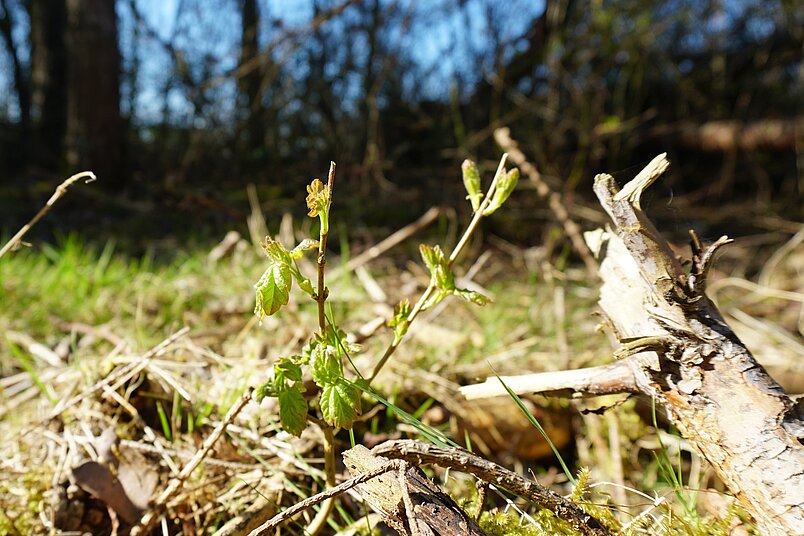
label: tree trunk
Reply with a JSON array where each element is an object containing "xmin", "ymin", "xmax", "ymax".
[
  {"xmin": 28, "ymin": 0, "xmax": 67, "ymax": 167},
  {"xmin": 238, "ymin": 0, "xmax": 262, "ymax": 156},
  {"xmin": 64, "ymin": 0, "xmax": 124, "ymax": 184}
]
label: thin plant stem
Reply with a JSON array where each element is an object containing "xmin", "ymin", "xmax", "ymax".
[
  {"xmin": 315, "ymin": 162, "xmax": 336, "ymax": 334},
  {"xmin": 307, "ymin": 161, "xmax": 338, "ymax": 536},
  {"xmin": 368, "ymin": 154, "xmax": 508, "ymax": 382}
]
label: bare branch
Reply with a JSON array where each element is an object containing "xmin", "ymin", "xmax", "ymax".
[
  {"xmin": 132, "ymin": 388, "xmax": 254, "ymax": 535},
  {"xmin": 494, "ymin": 127, "xmax": 598, "ymax": 277},
  {"xmin": 372, "ymin": 440, "xmax": 611, "ymax": 536},
  {"xmin": 247, "ymin": 459, "xmax": 407, "ymax": 536},
  {"xmin": 0, "ymin": 171, "xmax": 96, "ymax": 259}
]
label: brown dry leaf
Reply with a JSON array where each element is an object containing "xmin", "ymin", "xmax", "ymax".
[
  {"xmin": 117, "ymin": 447, "xmax": 159, "ymax": 511},
  {"xmin": 72, "ymin": 461, "xmax": 144, "ymax": 524}
]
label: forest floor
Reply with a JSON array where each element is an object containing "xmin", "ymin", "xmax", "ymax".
[{"xmin": 1, "ymin": 195, "xmax": 802, "ymax": 535}]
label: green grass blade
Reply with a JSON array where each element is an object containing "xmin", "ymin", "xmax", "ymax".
[
  {"xmin": 351, "ymin": 380, "xmax": 458, "ymax": 448},
  {"xmin": 156, "ymin": 400, "xmax": 172, "ymax": 442},
  {"xmin": 7, "ymin": 341, "xmax": 57, "ymax": 405},
  {"xmin": 495, "ymin": 373, "xmax": 576, "ymax": 485}
]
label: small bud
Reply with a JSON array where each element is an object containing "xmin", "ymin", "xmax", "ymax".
[
  {"xmin": 483, "ymin": 167, "xmax": 519, "ymax": 216},
  {"xmin": 461, "ymin": 159, "xmax": 484, "ymax": 211},
  {"xmin": 305, "ymin": 178, "xmax": 331, "ymax": 233}
]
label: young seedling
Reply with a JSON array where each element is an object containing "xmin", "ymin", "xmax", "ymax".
[
  {"xmin": 253, "ymin": 155, "xmax": 519, "ymax": 533},
  {"xmin": 369, "ymin": 155, "xmax": 518, "ymax": 381}
]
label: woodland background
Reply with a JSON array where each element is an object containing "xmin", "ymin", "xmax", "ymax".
[
  {"xmin": 0, "ymin": 0, "xmax": 801, "ymax": 248},
  {"xmin": 1, "ymin": 1, "xmax": 803, "ymax": 534}
]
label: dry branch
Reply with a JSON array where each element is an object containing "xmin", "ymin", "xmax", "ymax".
[
  {"xmin": 246, "ymin": 457, "xmax": 408, "ymax": 535},
  {"xmin": 460, "ymin": 361, "xmax": 637, "ymax": 400},
  {"xmin": 336, "ymin": 206, "xmax": 440, "ymax": 275},
  {"xmin": 670, "ymin": 118, "xmax": 803, "ymax": 151},
  {"xmin": 371, "ymin": 440, "xmax": 611, "ymax": 536},
  {"xmin": 0, "ymin": 171, "xmax": 96, "ymax": 259},
  {"xmin": 131, "ymin": 388, "xmax": 254, "ymax": 535},
  {"xmin": 461, "ymin": 153, "xmax": 804, "ymax": 535},
  {"xmin": 494, "ymin": 127, "xmax": 598, "ymax": 277}
]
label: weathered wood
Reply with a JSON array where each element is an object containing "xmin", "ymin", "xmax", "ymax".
[
  {"xmin": 371, "ymin": 440, "xmax": 611, "ymax": 536},
  {"xmin": 343, "ymin": 445, "xmax": 487, "ymax": 536},
  {"xmin": 461, "ymin": 154, "xmax": 804, "ymax": 535},
  {"xmin": 591, "ymin": 163, "xmax": 804, "ymax": 535}
]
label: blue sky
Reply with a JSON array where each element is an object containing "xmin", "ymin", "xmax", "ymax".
[{"xmin": 1, "ymin": 0, "xmax": 546, "ymax": 124}]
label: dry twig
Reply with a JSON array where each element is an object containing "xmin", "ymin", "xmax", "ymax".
[
  {"xmin": 335, "ymin": 206, "xmax": 441, "ymax": 275},
  {"xmin": 246, "ymin": 459, "xmax": 408, "ymax": 535},
  {"xmin": 494, "ymin": 128, "xmax": 598, "ymax": 277},
  {"xmin": 0, "ymin": 171, "xmax": 96, "ymax": 259},
  {"xmin": 131, "ymin": 388, "xmax": 254, "ymax": 535}
]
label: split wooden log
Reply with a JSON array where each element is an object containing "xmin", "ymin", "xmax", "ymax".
[
  {"xmin": 461, "ymin": 154, "xmax": 804, "ymax": 535},
  {"xmin": 343, "ymin": 445, "xmax": 487, "ymax": 535}
]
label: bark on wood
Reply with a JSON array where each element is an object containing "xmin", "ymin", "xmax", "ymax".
[
  {"xmin": 343, "ymin": 445, "xmax": 487, "ymax": 536},
  {"xmin": 461, "ymin": 154, "xmax": 804, "ymax": 535},
  {"xmin": 371, "ymin": 440, "xmax": 611, "ymax": 536}
]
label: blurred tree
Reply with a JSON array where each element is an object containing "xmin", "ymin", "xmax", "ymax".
[
  {"xmin": 64, "ymin": 0, "xmax": 125, "ymax": 185},
  {"xmin": 0, "ymin": 0, "xmax": 30, "ymax": 159},
  {"xmin": 27, "ymin": 0, "xmax": 68, "ymax": 168},
  {"xmin": 0, "ymin": 0, "xmax": 800, "ymax": 235},
  {"xmin": 238, "ymin": 0, "xmax": 263, "ymax": 159}
]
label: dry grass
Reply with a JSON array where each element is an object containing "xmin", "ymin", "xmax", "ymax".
[{"xmin": 1, "ymin": 208, "xmax": 801, "ymax": 534}]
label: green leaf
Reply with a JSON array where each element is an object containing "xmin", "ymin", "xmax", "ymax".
[
  {"xmin": 461, "ymin": 159, "xmax": 483, "ymax": 211},
  {"xmin": 483, "ymin": 167, "xmax": 519, "ymax": 216},
  {"xmin": 320, "ymin": 325, "xmax": 360, "ymax": 356},
  {"xmin": 278, "ymin": 385, "xmax": 308, "ymax": 437},
  {"xmin": 311, "ymin": 344, "xmax": 342, "ymax": 386},
  {"xmin": 290, "ymin": 238, "xmax": 319, "ymax": 259},
  {"xmin": 454, "ymin": 288, "xmax": 491, "ymax": 306},
  {"xmin": 319, "ymin": 381, "xmax": 361, "ymax": 429},
  {"xmin": 254, "ymin": 236, "xmax": 294, "ymax": 319},
  {"xmin": 254, "ymin": 261, "xmax": 291, "ymax": 319},
  {"xmin": 261, "ymin": 235, "xmax": 292, "ymax": 265},
  {"xmin": 275, "ymin": 358, "xmax": 302, "ymax": 383}
]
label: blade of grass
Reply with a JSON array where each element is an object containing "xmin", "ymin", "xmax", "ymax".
[
  {"xmin": 156, "ymin": 400, "xmax": 172, "ymax": 442},
  {"xmin": 7, "ymin": 341, "xmax": 58, "ymax": 405},
  {"xmin": 651, "ymin": 397, "xmax": 697, "ymax": 517},
  {"xmin": 495, "ymin": 373, "xmax": 576, "ymax": 485},
  {"xmin": 351, "ymin": 380, "xmax": 458, "ymax": 448}
]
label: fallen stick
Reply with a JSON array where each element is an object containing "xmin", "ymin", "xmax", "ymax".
[
  {"xmin": 335, "ymin": 206, "xmax": 440, "ymax": 275},
  {"xmin": 246, "ymin": 458, "xmax": 408, "ymax": 536},
  {"xmin": 494, "ymin": 128, "xmax": 598, "ymax": 277},
  {"xmin": 372, "ymin": 439, "xmax": 611, "ymax": 536}
]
